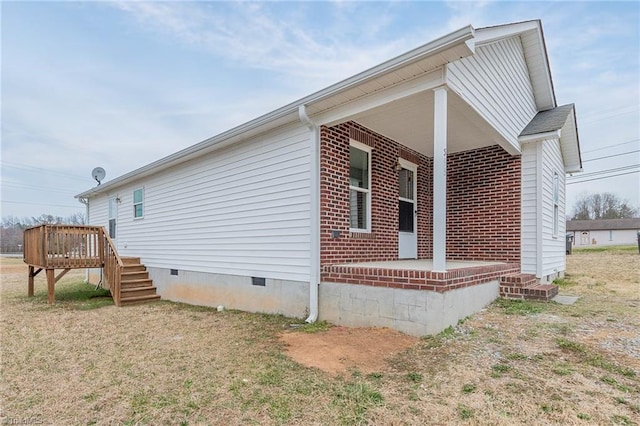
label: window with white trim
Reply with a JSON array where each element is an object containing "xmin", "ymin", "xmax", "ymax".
[
  {"xmin": 133, "ymin": 188, "xmax": 144, "ymax": 219},
  {"xmin": 108, "ymin": 197, "xmax": 117, "ymax": 238},
  {"xmin": 553, "ymin": 172, "xmax": 559, "ymax": 237},
  {"xmin": 349, "ymin": 142, "xmax": 371, "ymax": 232}
]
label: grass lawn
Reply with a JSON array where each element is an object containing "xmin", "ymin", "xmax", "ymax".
[{"xmin": 1, "ymin": 249, "xmax": 638, "ymax": 425}]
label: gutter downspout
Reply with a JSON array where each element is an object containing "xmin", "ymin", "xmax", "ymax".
[
  {"xmin": 78, "ymin": 197, "xmax": 90, "ymax": 283},
  {"xmin": 298, "ymin": 105, "xmax": 320, "ymax": 323}
]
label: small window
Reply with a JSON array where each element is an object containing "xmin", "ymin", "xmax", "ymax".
[
  {"xmin": 553, "ymin": 173, "xmax": 559, "ymax": 237},
  {"xmin": 133, "ymin": 188, "xmax": 144, "ymax": 219},
  {"xmin": 108, "ymin": 197, "xmax": 117, "ymax": 238},
  {"xmin": 349, "ymin": 142, "xmax": 371, "ymax": 232}
]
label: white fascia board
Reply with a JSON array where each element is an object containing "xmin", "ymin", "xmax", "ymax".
[
  {"xmin": 565, "ymin": 164, "xmax": 583, "ymax": 174},
  {"xmin": 518, "ymin": 130, "xmax": 561, "ymax": 144},
  {"xmin": 314, "ymin": 69, "xmax": 445, "ymax": 127},
  {"xmin": 75, "ymin": 25, "xmax": 476, "ymax": 200},
  {"xmin": 473, "ymin": 20, "xmax": 540, "ymax": 47}
]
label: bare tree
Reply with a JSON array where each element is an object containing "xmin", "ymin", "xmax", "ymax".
[
  {"xmin": 570, "ymin": 192, "xmax": 639, "ymax": 220},
  {"xmin": 0, "ymin": 213, "xmax": 86, "ymax": 253}
]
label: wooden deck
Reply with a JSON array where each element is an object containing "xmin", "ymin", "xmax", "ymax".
[{"xmin": 23, "ymin": 225, "xmax": 159, "ymax": 306}]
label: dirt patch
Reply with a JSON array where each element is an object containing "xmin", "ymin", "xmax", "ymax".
[{"xmin": 281, "ymin": 326, "xmax": 418, "ymax": 375}]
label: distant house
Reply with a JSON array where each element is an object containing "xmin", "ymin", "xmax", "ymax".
[
  {"xmin": 76, "ymin": 20, "xmax": 581, "ymax": 336},
  {"xmin": 567, "ymin": 219, "xmax": 640, "ymax": 247}
]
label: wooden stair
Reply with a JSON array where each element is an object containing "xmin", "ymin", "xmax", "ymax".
[
  {"xmin": 119, "ymin": 257, "xmax": 161, "ymax": 306},
  {"xmin": 499, "ymin": 273, "xmax": 558, "ymax": 301}
]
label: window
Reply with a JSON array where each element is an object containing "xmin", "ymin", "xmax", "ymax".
[
  {"xmin": 553, "ymin": 172, "xmax": 559, "ymax": 237},
  {"xmin": 108, "ymin": 197, "xmax": 117, "ymax": 238},
  {"xmin": 133, "ymin": 188, "xmax": 144, "ymax": 219},
  {"xmin": 398, "ymin": 167, "xmax": 415, "ymax": 232},
  {"xmin": 349, "ymin": 142, "xmax": 371, "ymax": 232}
]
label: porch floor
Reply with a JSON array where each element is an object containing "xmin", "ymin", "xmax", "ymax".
[
  {"xmin": 335, "ymin": 259, "xmax": 505, "ymax": 271},
  {"xmin": 322, "ymin": 259, "xmax": 520, "ymax": 293}
]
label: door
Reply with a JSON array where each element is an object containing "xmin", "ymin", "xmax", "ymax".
[
  {"xmin": 580, "ymin": 231, "xmax": 589, "ymax": 246},
  {"xmin": 398, "ymin": 160, "xmax": 417, "ymax": 259},
  {"xmin": 108, "ymin": 197, "xmax": 117, "ymax": 239}
]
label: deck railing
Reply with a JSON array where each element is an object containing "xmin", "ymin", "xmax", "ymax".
[
  {"xmin": 102, "ymin": 231, "xmax": 123, "ymax": 306},
  {"xmin": 23, "ymin": 225, "xmax": 124, "ymax": 304}
]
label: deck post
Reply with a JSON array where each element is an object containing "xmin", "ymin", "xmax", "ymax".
[
  {"xmin": 432, "ymin": 86, "xmax": 448, "ymax": 272},
  {"xmin": 46, "ymin": 268, "xmax": 55, "ymax": 304},
  {"xmin": 28, "ymin": 265, "xmax": 34, "ymax": 297}
]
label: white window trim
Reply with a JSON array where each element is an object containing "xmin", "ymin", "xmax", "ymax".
[
  {"xmin": 133, "ymin": 187, "xmax": 145, "ymax": 220},
  {"xmin": 349, "ymin": 140, "xmax": 372, "ymax": 233},
  {"xmin": 552, "ymin": 172, "xmax": 559, "ymax": 238},
  {"xmin": 108, "ymin": 196, "xmax": 117, "ymax": 239},
  {"xmin": 397, "ymin": 158, "xmax": 418, "ymax": 234}
]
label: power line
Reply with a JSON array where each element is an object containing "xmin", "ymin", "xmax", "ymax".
[
  {"xmin": 1, "ymin": 200, "xmax": 83, "ymax": 209},
  {"xmin": 583, "ymin": 149, "xmax": 640, "ymax": 163},
  {"xmin": 1, "ymin": 161, "xmax": 87, "ymax": 181},
  {"xmin": 582, "ymin": 138, "xmax": 639, "ymax": 154},
  {"xmin": 568, "ymin": 164, "xmax": 640, "ymax": 179},
  {"xmin": 1, "ymin": 182, "xmax": 80, "ymax": 195},
  {"xmin": 567, "ymin": 170, "xmax": 640, "ymax": 185}
]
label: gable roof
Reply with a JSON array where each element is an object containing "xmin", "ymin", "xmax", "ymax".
[
  {"xmin": 520, "ymin": 104, "xmax": 574, "ymax": 136},
  {"xmin": 519, "ymin": 103, "xmax": 582, "ymax": 173},
  {"xmin": 473, "ymin": 20, "xmax": 555, "ymax": 111},
  {"xmin": 567, "ymin": 218, "xmax": 640, "ymax": 231},
  {"xmin": 76, "ymin": 20, "xmax": 568, "ymax": 199}
]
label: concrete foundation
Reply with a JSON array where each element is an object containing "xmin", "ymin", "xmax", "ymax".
[
  {"xmin": 148, "ymin": 267, "xmax": 309, "ymax": 319},
  {"xmin": 319, "ymin": 280, "xmax": 500, "ymax": 336}
]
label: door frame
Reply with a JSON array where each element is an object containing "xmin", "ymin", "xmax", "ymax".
[{"xmin": 398, "ymin": 158, "xmax": 418, "ymax": 259}]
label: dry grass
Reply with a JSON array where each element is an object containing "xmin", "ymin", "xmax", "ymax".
[{"xmin": 1, "ymin": 248, "xmax": 639, "ymax": 425}]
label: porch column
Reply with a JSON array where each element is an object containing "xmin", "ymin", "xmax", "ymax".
[{"xmin": 432, "ymin": 86, "xmax": 448, "ymax": 272}]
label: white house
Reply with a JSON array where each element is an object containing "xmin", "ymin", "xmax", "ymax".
[
  {"xmin": 568, "ymin": 218, "xmax": 640, "ymax": 247},
  {"xmin": 76, "ymin": 20, "xmax": 582, "ymax": 336}
]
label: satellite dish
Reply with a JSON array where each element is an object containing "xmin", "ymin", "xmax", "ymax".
[{"xmin": 92, "ymin": 167, "xmax": 106, "ymax": 185}]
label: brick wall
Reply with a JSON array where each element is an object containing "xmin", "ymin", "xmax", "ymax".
[
  {"xmin": 320, "ymin": 122, "xmax": 431, "ymax": 266},
  {"xmin": 320, "ymin": 121, "xmax": 521, "ymax": 266},
  {"xmin": 446, "ymin": 145, "xmax": 521, "ymax": 262}
]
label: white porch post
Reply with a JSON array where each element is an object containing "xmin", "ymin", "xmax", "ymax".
[{"xmin": 432, "ymin": 86, "xmax": 448, "ymax": 272}]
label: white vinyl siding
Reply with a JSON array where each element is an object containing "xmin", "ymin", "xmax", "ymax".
[
  {"xmin": 88, "ymin": 123, "xmax": 312, "ymax": 282},
  {"xmin": 540, "ymin": 139, "xmax": 566, "ymax": 278},
  {"xmin": 521, "ymin": 138, "xmax": 566, "ymax": 279},
  {"xmin": 520, "ymin": 142, "xmax": 537, "ymax": 274},
  {"xmin": 447, "ymin": 36, "xmax": 537, "ymax": 152},
  {"xmin": 89, "ymin": 196, "xmax": 109, "ymax": 230}
]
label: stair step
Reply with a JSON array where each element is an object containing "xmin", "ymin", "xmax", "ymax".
[
  {"xmin": 121, "ymin": 257, "xmax": 141, "ymax": 265},
  {"xmin": 120, "ymin": 277, "xmax": 153, "ymax": 286},
  {"xmin": 523, "ymin": 284, "xmax": 559, "ymax": 301},
  {"xmin": 121, "ymin": 271, "xmax": 149, "ymax": 281},
  {"xmin": 500, "ymin": 273, "xmax": 537, "ymax": 287},
  {"xmin": 119, "ymin": 294, "xmax": 161, "ymax": 306},
  {"xmin": 122, "ymin": 264, "xmax": 146, "ymax": 272},
  {"xmin": 121, "ymin": 286, "xmax": 158, "ymax": 297}
]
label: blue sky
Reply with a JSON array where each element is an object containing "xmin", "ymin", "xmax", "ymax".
[{"xmin": 2, "ymin": 1, "xmax": 639, "ymax": 219}]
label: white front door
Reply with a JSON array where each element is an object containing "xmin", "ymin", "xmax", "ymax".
[{"xmin": 398, "ymin": 160, "xmax": 417, "ymax": 259}]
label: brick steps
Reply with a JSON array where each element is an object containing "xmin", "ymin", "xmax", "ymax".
[
  {"xmin": 118, "ymin": 257, "xmax": 160, "ymax": 306},
  {"xmin": 499, "ymin": 273, "xmax": 558, "ymax": 301}
]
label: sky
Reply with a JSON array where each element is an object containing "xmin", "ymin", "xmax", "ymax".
[{"xmin": 1, "ymin": 1, "xmax": 639, "ymax": 220}]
